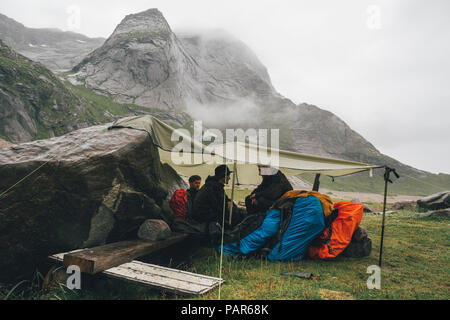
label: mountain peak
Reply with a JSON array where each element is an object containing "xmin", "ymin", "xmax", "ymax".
[{"xmin": 110, "ymin": 8, "xmax": 172, "ymax": 39}]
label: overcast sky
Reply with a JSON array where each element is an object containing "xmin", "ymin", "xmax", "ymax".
[{"xmin": 1, "ymin": 0, "xmax": 449, "ymax": 174}]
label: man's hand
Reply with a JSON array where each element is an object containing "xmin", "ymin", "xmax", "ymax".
[{"xmin": 228, "ymin": 201, "xmax": 232, "ymax": 211}]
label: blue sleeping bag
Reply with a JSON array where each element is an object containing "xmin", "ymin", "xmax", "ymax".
[{"xmin": 220, "ymin": 195, "xmax": 325, "ymax": 262}]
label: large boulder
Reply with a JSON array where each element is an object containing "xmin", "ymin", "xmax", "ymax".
[
  {"xmin": 417, "ymin": 191, "xmax": 450, "ymax": 210},
  {"xmin": 0, "ymin": 123, "xmax": 186, "ymax": 282}
]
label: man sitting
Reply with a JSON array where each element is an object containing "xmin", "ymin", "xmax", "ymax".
[
  {"xmin": 192, "ymin": 165, "xmax": 244, "ymax": 227},
  {"xmin": 169, "ymin": 175, "xmax": 201, "ymax": 221},
  {"xmin": 245, "ymin": 165, "xmax": 293, "ymax": 215}
]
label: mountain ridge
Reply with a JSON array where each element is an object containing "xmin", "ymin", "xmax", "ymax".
[
  {"xmin": 0, "ymin": 9, "xmax": 448, "ymax": 195},
  {"xmin": 0, "ymin": 12, "xmax": 104, "ymax": 71}
]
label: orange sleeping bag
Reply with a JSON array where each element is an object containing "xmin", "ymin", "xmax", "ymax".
[{"xmin": 308, "ymin": 201, "xmax": 364, "ymax": 259}]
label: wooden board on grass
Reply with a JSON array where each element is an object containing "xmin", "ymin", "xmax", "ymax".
[
  {"xmin": 103, "ymin": 260, "xmax": 224, "ymax": 295},
  {"xmin": 62, "ymin": 233, "xmax": 189, "ymax": 274}
]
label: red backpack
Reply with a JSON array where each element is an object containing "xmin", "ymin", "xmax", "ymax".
[{"xmin": 169, "ymin": 189, "xmax": 187, "ymax": 221}]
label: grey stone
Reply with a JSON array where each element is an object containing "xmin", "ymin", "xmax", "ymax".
[
  {"xmin": 417, "ymin": 191, "xmax": 450, "ymax": 210},
  {"xmin": 391, "ymin": 201, "xmax": 417, "ymax": 211},
  {"xmin": 0, "ymin": 122, "xmax": 186, "ymax": 282},
  {"xmin": 138, "ymin": 219, "xmax": 172, "ymax": 241},
  {"xmin": 413, "ymin": 209, "xmax": 450, "ymax": 218}
]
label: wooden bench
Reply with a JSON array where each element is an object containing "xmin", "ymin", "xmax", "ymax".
[
  {"xmin": 48, "ymin": 233, "xmax": 225, "ymax": 295},
  {"xmin": 62, "ymin": 233, "xmax": 189, "ymax": 274}
]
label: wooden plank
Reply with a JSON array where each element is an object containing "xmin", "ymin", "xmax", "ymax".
[
  {"xmin": 103, "ymin": 261, "xmax": 224, "ymax": 295},
  {"xmin": 49, "ymin": 250, "xmax": 224, "ymax": 295},
  {"xmin": 49, "ymin": 249, "xmax": 85, "ymax": 262},
  {"xmin": 63, "ymin": 233, "xmax": 189, "ymax": 274}
]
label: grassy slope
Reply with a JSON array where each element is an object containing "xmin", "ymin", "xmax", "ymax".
[
  {"xmin": 0, "ymin": 40, "xmax": 173, "ymax": 142},
  {"xmin": 299, "ymin": 172, "xmax": 450, "ymax": 197},
  {"xmin": 30, "ymin": 81, "xmax": 180, "ymax": 140},
  {"xmin": 1, "ymin": 207, "xmax": 448, "ymax": 300}
]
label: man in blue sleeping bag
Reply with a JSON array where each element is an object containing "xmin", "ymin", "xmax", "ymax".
[{"xmin": 220, "ymin": 195, "xmax": 325, "ymax": 262}]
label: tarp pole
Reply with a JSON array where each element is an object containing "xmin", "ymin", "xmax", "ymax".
[
  {"xmin": 379, "ymin": 166, "xmax": 399, "ymax": 267},
  {"xmin": 228, "ymin": 161, "xmax": 237, "ymax": 225},
  {"xmin": 313, "ymin": 173, "xmax": 321, "ymax": 191}
]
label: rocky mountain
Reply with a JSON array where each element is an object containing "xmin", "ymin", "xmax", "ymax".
[
  {"xmin": 72, "ymin": 9, "xmax": 278, "ymax": 112},
  {"xmin": 0, "ymin": 39, "xmax": 91, "ymax": 142},
  {"xmin": 0, "ymin": 13, "xmax": 104, "ymax": 71},
  {"xmin": 0, "ymin": 39, "xmax": 145, "ymax": 143},
  {"xmin": 0, "ymin": 38, "xmax": 188, "ymax": 143},
  {"xmin": 68, "ymin": 9, "xmax": 448, "ymax": 193},
  {"xmin": 0, "ymin": 9, "xmax": 448, "ymax": 195}
]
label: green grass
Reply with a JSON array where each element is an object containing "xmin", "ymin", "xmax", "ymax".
[{"xmin": 1, "ymin": 209, "xmax": 448, "ymax": 300}]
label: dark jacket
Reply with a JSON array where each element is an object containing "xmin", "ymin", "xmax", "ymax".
[
  {"xmin": 245, "ymin": 170, "xmax": 293, "ymax": 214},
  {"xmin": 191, "ymin": 175, "xmax": 231, "ymax": 224},
  {"xmin": 185, "ymin": 187, "xmax": 198, "ymax": 219}
]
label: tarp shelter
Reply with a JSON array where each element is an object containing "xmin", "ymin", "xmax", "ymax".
[
  {"xmin": 109, "ymin": 115, "xmax": 382, "ymax": 184},
  {"xmin": 110, "ymin": 115, "xmax": 394, "ymax": 267}
]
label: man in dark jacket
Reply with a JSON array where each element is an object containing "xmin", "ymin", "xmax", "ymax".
[
  {"xmin": 170, "ymin": 175, "xmax": 201, "ymax": 221},
  {"xmin": 192, "ymin": 165, "xmax": 243, "ymax": 226},
  {"xmin": 245, "ymin": 166, "xmax": 293, "ymax": 215},
  {"xmin": 185, "ymin": 175, "xmax": 201, "ymax": 219}
]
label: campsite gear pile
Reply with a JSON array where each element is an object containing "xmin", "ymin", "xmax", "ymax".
[{"xmin": 220, "ymin": 191, "xmax": 372, "ymax": 261}]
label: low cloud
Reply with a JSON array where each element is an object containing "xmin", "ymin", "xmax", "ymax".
[{"xmin": 185, "ymin": 97, "xmax": 262, "ymax": 128}]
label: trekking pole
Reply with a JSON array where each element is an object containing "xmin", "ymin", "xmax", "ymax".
[{"xmin": 379, "ymin": 166, "xmax": 399, "ymax": 267}]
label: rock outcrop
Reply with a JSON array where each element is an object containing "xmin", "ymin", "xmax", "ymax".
[
  {"xmin": 0, "ymin": 122, "xmax": 186, "ymax": 282},
  {"xmin": 417, "ymin": 191, "xmax": 450, "ymax": 210},
  {"xmin": 413, "ymin": 209, "xmax": 450, "ymax": 218},
  {"xmin": 391, "ymin": 201, "xmax": 417, "ymax": 211}
]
